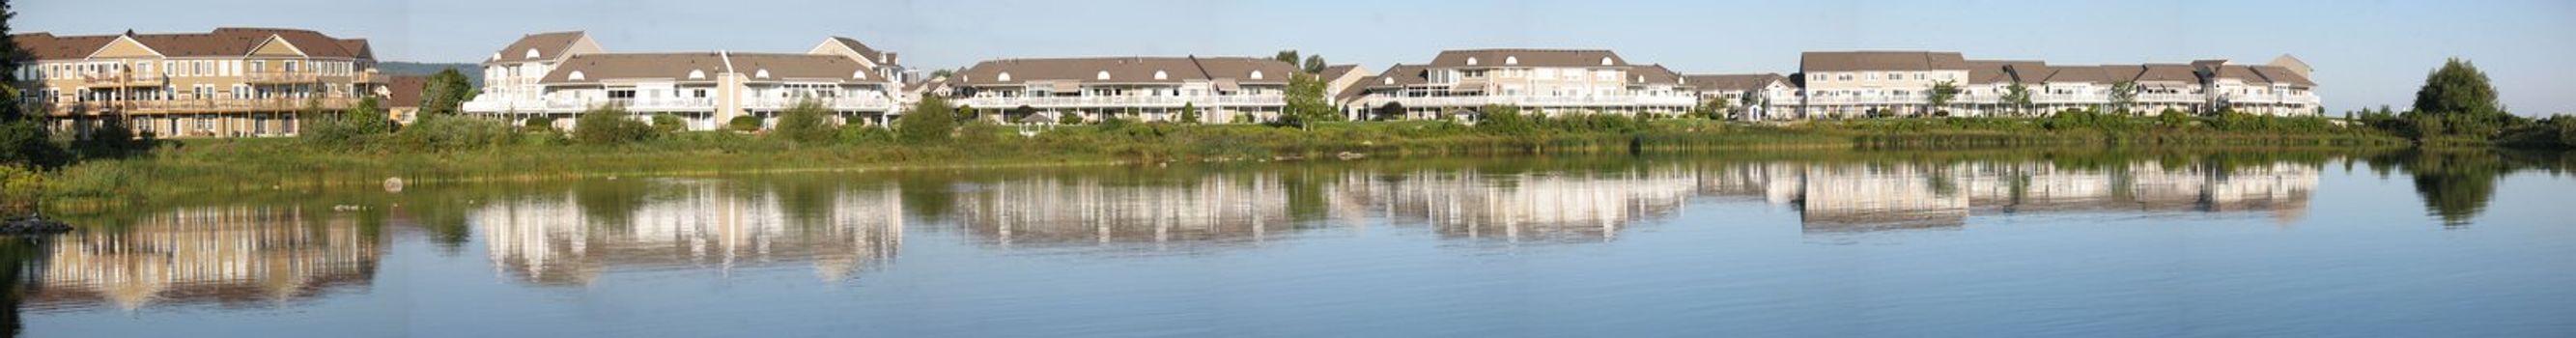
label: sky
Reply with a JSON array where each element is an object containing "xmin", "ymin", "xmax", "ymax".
[{"xmin": 17, "ymin": 0, "xmax": 2575, "ymax": 116}]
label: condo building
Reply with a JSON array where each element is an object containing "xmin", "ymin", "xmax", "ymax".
[
  {"xmin": 1781, "ymin": 51, "xmax": 2319, "ymax": 119},
  {"xmin": 1345, "ymin": 49, "xmax": 1698, "ymax": 120},
  {"xmin": 940, "ymin": 56, "xmax": 1297, "ymax": 124},
  {"xmin": 461, "ymin": 32, "xmax": 905, "ymax": 130},
  {"xmin": 10, "ymin": 27, "xmax": 386, "ymax": 138},
  {"xmin": 1681, "ymin": 73, "xmax": 1798, "ymax": 120}
]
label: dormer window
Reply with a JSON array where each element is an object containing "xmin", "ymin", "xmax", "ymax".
[
  {"xmin": 1250, "ymin": 70, "xmax": 1263, "ymax": 80},
  {"xmin": 1097, "ymin": 70, "xmax": 1111, "ymax": 80},
  {"xmin": 688, "ymin": 70, "xmax": 706, "ymax": 79},
  {"xmin": 1383, "ymin": 77, "xmax": 1394, "ymax": 85},
  {"xmin": 853, "ymin": 70, "xmax": 866, "ymax": 79},
  {"xmin": 1153, "ymin": 70, "xmax": 1168, "ymax": 80},
  {"xmin": 755, "ymin": 69, "xmax": 771, "ymax": 78},
  {"xmin": 1600, "ymin": 57, "xmax": 1614, "ymax": 66},
  {"xmin": 998, "ymin": 72, "xmax": 1011, "ymax": 82},
  {"xmin": 490, "ymin": 52, "xmax": 501, "ymax": 61},
  {"xmin": 524, "ymin": 48, "xmax": 540, "ymax": 60},
  {"xmin": 1467, "ymin": 57, "xmax": 1479, "ymax": 66},
  {"xmin": 568, "ymin": 70, "xmax": 585, "ymax": 81},
  {"xmin": 1505, "ymin": 56, "xmax": 1518, "ymax": 65}
]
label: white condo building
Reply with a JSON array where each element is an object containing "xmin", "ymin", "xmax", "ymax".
[
  {"xmin": 1345, "ymin": 49, "xmax": 1698, "ymax": 120},
  {"xmin": 1768, "ymin": 51, "xmax": 2319, "ymax": 119},
  {"xmin": 933, "ymin": 56, "xmax": 1297, "ymax": 124},
  {"xmin": 461, "ymin": 32, "xmax": 906, "ymax": 130}
]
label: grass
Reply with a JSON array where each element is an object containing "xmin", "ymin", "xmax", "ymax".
[{"xmin": 35, "ymin": 116, "xmax": 2414, "ymax": 209}]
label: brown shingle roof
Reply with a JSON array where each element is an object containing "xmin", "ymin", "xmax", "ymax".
[
  {"xmin": 12, "ymin": 27, "xmax": 372, "ymax": 60},
  {"xmin": 539, "ymin": 53, "xmax": 728, "ymax": 84},
  {"xmin": 1316, "ymin": 64, "xmax": 1361, "ymax": 78},
  {"xmin": 1966, "ymin": 60, "xmax": 2045, "ymax": 85},
  {"xmin": 386, "ymin": 75, "xmax": 428, "ymax": 108},
  {"xmin": 2216, "ymin": 65, "xmax": 2271, "ymax": 85},
  {"xmin": 1428, "ymin": 49, "xmax": 1627, "ymax": 68},
  {"xmin": 825, "ymin": 37, "xmax": 890, "ymax": 65},
  {"xmin": 727, "ymin": 52, "xmax": 876, "ymax": 83},
  {"xmin": 2135, "ymin": 64, "xmax": 2199, "ymax": 83},
  {"xmin": 1683, "ymin": 73, "xmax": 1787, "ymax": 92},
  {"xmin": 1365, "ymin": 64, "xmax": 1432, "ymax": 89},
  {"xmin": 2041, "ymin": 66, "xmax": 2111, "ymax": 84},
  {"xmin": 489, "ymin": 31, "xmax": 585, "ymax": 64},
  {"xmin": 1801, "ymin": 51, "xmax": 1968, "ymax": 72},
  {"xmin": 951, "ymin": 56, "xmax": 1296, "ymax": 87},
  {"xmin": 2249, "ymin": 66, "xmax": 2314, "ymax": 86},
  {"xmin": 1628, "ymin": 64, "xmax": 1686, "ymax": 87}
]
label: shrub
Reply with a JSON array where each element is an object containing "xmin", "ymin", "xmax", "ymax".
[
  {"xmin": 522, "ymin": 116, "xmax": 559, "ymax": 132},
  {"xmin": 0, "ymin": 165, "xmax": 41, "ymax": 213},
  {"xmin": 302, "ymin": 97, "xmax": 393, "ymax": 148},
  {"xmin": 572, "ymin": 105, "xmax": 658, "ymax": 146},
  {"xmin": 1475, "ymin": 105, "xmax": 1540, "ymax": 136},
  {"xmin": 897, "ymin": 97, "xmax": 958, "ymax": 145},
  {"xmin": 773, "ymin": 100, "xmax": 836, "ymax": 144},
  {"xmin": 652, "ymin": 114, "xmax": 688, "ymax": 133},
  {"xmin": 957, "ymin": 120, "xmax": 1005, "ymax": 146},
  {"xmin": 1178, "ymin": 103, "xmax": 1202, "ymax": 124},
  {"xmin": 393, "ymin": 115, "xmax": 519, "ymax": 152},
  {"xmin": 838, "ymin": 124, "xmax": 896, "ymax": 144},
  {"xmin": 727, "ymin": 116, "xmax": 763, "ymax": 132}
]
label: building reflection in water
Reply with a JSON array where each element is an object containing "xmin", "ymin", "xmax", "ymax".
[
  {"xmin": 19, "ymin": 206, "xmax": 382, "ymax": 312},
  {"xmin": 471, "ymin": 179, "xmax": 904, "ymax": 286},
  {"xmin": 1694, "ymin": 162, "xmax": 2320, "ymax": 234},
  {"xmin": 948, "ymin": 168, "xmax": 1705, "ymax": 248}
]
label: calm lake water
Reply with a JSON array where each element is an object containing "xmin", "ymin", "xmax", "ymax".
[{"xmin": 6, "ymin": 151, "xmax": 2572, "ymax": 337}]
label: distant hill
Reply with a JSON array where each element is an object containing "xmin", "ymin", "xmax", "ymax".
[{"xmin": 376, "ymin": 62, "xmax": 483, "ymax": 86}]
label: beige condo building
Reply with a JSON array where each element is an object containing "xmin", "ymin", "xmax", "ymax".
[
  {"xmin": 10, "ymin": 27, "xmax": 386, "ymax": 138},
  {"xmin": 461, "ymin": 32, "xmax": 907, "ymax": 130}
]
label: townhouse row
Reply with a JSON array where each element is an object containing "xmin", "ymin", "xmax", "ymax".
[{"xmin": 11, "ymin": 27, "xmax": 2323, "ymax": 137}]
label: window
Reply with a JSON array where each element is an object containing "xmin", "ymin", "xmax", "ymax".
[
  {"xmin": 285, "ymin": 60, "xmax": 299, "ymax": 72},
  {"xmin": 1839, "ymin": 74, "xmax": 1854, "ymax": 81},
  {"xmin": 608, "ymin": 90, "xmax": 637, "ymax": 99},
  {"xmin": 693, "ymin": 89, "xmax": 708, "ymax": 98},
  {"xmin": 248, "ymin": 61, "xmax": 265, "ymax": 73},
  {"xmin": 1914, "ymin": 73, "xmax": 1925, "ymax": 80}
]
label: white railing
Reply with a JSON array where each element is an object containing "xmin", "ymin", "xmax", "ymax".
[
  {"xmin": 1359, "ymin": 95, "xmax": 1697, "ymax": 108},
  {"xmin": 954, "ymin": 95, "xmax": 1284, "ymax": 109},
  {"xmin": 463, "ymin": 96, "xmax": 895, "ymax": 114}
]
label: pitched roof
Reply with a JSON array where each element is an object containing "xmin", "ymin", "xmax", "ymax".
[
  {"xmin": 824, "ymin": 37, "xmax": 892, "ymax": 65},
  {"xmin": 1628, "ymin": 65, "xmax": 1686, "ymax": 87},
  {"xmin": 11, "ymin": 27, "xmax": 373, "ymax": 60},
  {"xmin": 488, "ymin": 31, "xmax": 586, "ymax": 64},
  {"xmin": 2215, "ymin": 65, "xmax": 2272, "ymax": 85},
  {"xmin": 950, "ymin": 56, "xmax": 1297, "ymax": 86},
  {"xmin": 1364, "ymin": 64, "xmax": 1432, "ymax": 88},
  {"xmin": 2135, "ymin": 64, "xmax": 2200, "ymax": 83},
  {"xmin": 1428, "ymin": 49, "xmax": 1627, "ymax": 68},
  {"xmin": 1800, "ymin": 51, "xmax": 1968, "ymax": 71},
  {"xmin": 1965, "ymin": 60, "xmax": 2045, "ymax": 85},
  {"xmin": 386, "ymin": 75, "xmax": 428, "ymax": 108},
  {"xmin": 1683, "ymin": 73, "xmax": 1787, "ymax": 92},
  {"xmin": 2040, "ymin": 66, "xmax": 2112, "ymax": 84},
  {"xmin": 539, "ymin": 53, "xmax": 728, "ymax": 84},
  {"xmin": 728, "ymin": 52, "xmax": 878, "ymax": 82},
  {"xmin": 1316, "ymin": 64, "xmax": 1362, "ymax": 78},
  {"xmin": 2249, "ymin": 65, "xmax": 2315, "ymax": 86},
  {"xmin": 1334, "ymin": 76, "xmax": 1373, "ymax": 103}
]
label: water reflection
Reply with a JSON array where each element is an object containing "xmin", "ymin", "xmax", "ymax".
[
  {"xmin": 471, "ymin": 179, "xmax": 903, "ymax": 285},
  {"xmin": 7, "ymin": 150, "xmax": 2564, "ymax": 322},
  {"xmin": 18, "ymin": 207, "xmax": 382, "ymax": 312}
]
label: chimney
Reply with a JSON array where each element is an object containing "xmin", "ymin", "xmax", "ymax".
[{"xmin": 882, "ymin": 52, "xmax": 897, "ymax": 65}]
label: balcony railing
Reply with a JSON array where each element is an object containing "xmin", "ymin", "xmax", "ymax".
[
  {"xmin": 1355, "ymin": 95, "xmax": 1696, "ymax": 108},
  {"xmin": 44, "ymin": 97, "xmax": 360, "ymax": 115},
  {"xmin": 462, "ymin": 96, "xmax": 896, "ymax": 114},
  {"xmin": 244, "ymin": 72, "xmax": 324, "ymax": 83},
  {"xmin": 77, "ymin": 72, "xmax": 165, "ymax": 86},
  {"xmin": 953, "ymin": 95, "xmax": 1285, "ymax": 109}
]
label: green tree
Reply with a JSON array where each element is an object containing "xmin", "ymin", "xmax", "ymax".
[
  {"xmin": 1177, "ymin": 102, "xmax": 1201, "ymax": 124},
  {"xmin": 419, "ymin": 68, "xmax": 477, "ymax": 117},
  {"xmin": 896, "ymin": 96, "xmax": 957, "ymax": 144},
  {"xmin": 650, "ymin": 113, "xmax": 686, "ymax": 133},
  {"xmin": 1695, "ymin": 97, "xmax": 1731, "ymax": 120},
  {"xmin": 571, "ymin": 104, "xmax": 655, "ymax": 145},
  {"xmin": 2403, "ymin": 58, "xmax": 2510, "ymax": 139},
  {"xmin": 0, "ymin": 0, "xmax": 71, "ymax": 169},
  {"xmin": 1058, "ymin": 110, "xmax": 1084, "ymax": 125},
  {"xmin": 773, "ymin": 99, "xmax": 835, "ymax": 144},
  {"xmin": 1273, "ymin": 50, "xmax": 1300, "ymax": 66},
  {"xmin": 1302, "ymin": 55, "xmax": 1326, "ymax": 74},
  {"xmin": 726, "ymin": 116, "xmax": 762, "ymax": 132},
  {"xmin": 303, "ymin": 97, "xmax": 392, "ymax": 147},
  {"xmin": 1926, "ymin": 80, "xmax": 1960, "ymax": 117},
  {"xmin": 2001, "ymin": 83, "xmax": 2034, "ymax": 117},
  {"xmin": 1280, "ymin": 73, "xmax": 1334, "ymax": 130},
  {"xmin": 2107, "ymin": 80, "xmax": 2138, "ymax": 114}
]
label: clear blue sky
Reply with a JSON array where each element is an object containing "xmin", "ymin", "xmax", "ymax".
[{"xmin": 19, "ymin": 0, "xmax": 2574, "ymax": 115}]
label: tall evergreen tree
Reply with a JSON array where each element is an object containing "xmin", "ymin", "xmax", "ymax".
[{"xmin": 0, "ymin": 0, "xmax": 71, "ymax": 168}]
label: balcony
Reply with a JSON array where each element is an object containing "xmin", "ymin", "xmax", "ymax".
[
  {"xmin": 244, "ymin": 72, "xmax": 324, "ymax": 84},
  {"xmin": 1355, "ymin": 95, "xmax": 1696, "ymax": 108},
  {"xmin": 78, "ymin": 72, "xmax": 166, "ymax": 87},
  {"xmin": 954, "ymin": 95, "xmax": 1285, "ymax": 109},
  {"xmin": 45, "ymin": 97, "xmax": 360, "ymax": 116}
]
